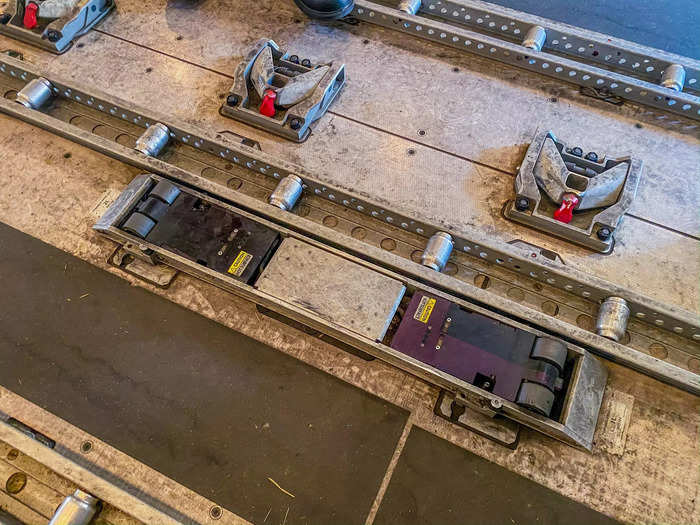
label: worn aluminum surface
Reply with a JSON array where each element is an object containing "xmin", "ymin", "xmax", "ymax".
[
  {"xmin": 220, "ymin": 38, "xmax": 346, "ymax": 142},
  {"xmin": 505, "ymin": 130, "xmax": 642, "ymax": 253},
  {"xmin": 256, "ymin": 237, "xmax": 406, "ymax": 341},
  {"xmin": 95, "ymin": 174, "xmax": 608, "ymax": 450},
  {"xmin": 0, "ymin": 0, "xmax": 114, "ymax": 53},
  {"xmin": 0, "ymin": 54, "xmax": 698, "ymax": 393},
  {"xmin": 350, "ymin": 0, "xmax": 700, "ymax": 122}
]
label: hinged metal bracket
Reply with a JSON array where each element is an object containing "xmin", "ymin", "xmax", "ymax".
[
  {"xmin": 504, "ymin": 130, "xmax": 642, "ymax": 253},
  {"xmin": 435, "ymin": 390, "xmax": 520, "ymax": 448},
  {"xmin": 220, "ymin": 38, "xmax": 346, "ymax": 142},
  {"xmin": 0, "ymin": 0, "xmax": 115, "ymax": 54}
]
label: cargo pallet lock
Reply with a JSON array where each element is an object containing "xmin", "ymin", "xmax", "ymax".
[
  {"xmin": 344, "ymin": 0, "xmax": 700, "ymax": 127},
  {"xmin": 1, "ymin": 54, "xmax": 699, "ymax": 438},
  {"xmin": 0, "ymin": 0, "xmax": 114, "ymax": 54},
  {"xmin": 97, "ymin": 173, "xmax": 606, "ymax": 450}
]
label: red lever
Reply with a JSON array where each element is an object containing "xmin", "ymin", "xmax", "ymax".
[
  {"xmin": 23, "ymin": 2, "xmax": 38, "ymax": 29},
  {"xmin": 553, "ymin": 193, "xmax": 579, "ymax": 224},
  {"xmin": 259, "ymin": 90, "xmax": 277, "ymax": 117}
]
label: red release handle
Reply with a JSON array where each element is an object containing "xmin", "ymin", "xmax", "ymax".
[
  {"xmin": 553, "ymin": 193, "xmax": 579, "ymax": 224},
  {"xmin": 23, "ymin": 2, "xmax": 38, "ymax": 29},
  {"xmin": 259, "ymin": 90, "xmax": 277, "ymax": 117}
]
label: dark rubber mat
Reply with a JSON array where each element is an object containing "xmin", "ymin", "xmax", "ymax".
[
  {"xmin": 374, "ymin": 427, "xmax": 619, "ymax": 525},
  {"xmin": 0, "ymin": 222, "xmax": 408, "ymax": 525}
]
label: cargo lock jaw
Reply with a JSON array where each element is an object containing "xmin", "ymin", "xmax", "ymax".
[
  {"xmin": 0, "ymin": 0, "xmax": 115, "ymax": 54},
  {"xmin": 220, "ymin": 38, "xmax": 346, "ymax": 142}
]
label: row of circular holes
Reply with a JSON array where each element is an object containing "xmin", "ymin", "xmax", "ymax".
[
  {"xmin": 318, "ymin": 201, "xmax": 700, "ymax": 342},
  {"xmin": 339, "ymin": 206, "xmax": 700, "ymax": 346},
  {"xmin": 459, "ymin": 241, "xmax": 700, "ymax": 339},
  {"xmin": 358, "ymin": 9, "xmax": 699, "ymax": 114},
  {"xmin": 378, "ymin": 13, "xmax": 700, "ymax": 115},
  {"xmin": 8, "ymin": 65, "xmax": 699, "ymax": 342},
  {"xmin": 423, "ymin": 3, "xmax": 700, "ymax": 89}
]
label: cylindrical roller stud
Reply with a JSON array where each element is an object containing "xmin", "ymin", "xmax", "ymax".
[
  {"xmin": 660, "ymin": 64, "xmax": 685, "ymax": 91},
  {"xmin": 522, "ymin": 25, "xmax": 546, "ymax": 51},
  {"xmin": 596, "ymin": 296, "xmax": 630, "ymax": 342},
  {"xmin": 135, "ymin": 123, "xmax": 170, "ymax": 157},
  {"xmin": 421, "ymin": 232, "xmax": 454, "ymax": 272},
  {"xmin": 398, "ymin": 0, "xmax": 421, "ymax": 15},
  {"xmin": 15, "ymin": 77, "xmax": 54, "ymax": 109},
  {"xmin": 48, "ymin": 489, "xmax": 100, "ymax": 525},
  {"xmin": 269, "ymin": 175, "xmax": 303, "ymax": 211}
]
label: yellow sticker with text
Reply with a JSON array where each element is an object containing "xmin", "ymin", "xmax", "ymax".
[
  {"xmin": 413, "ymin": 296, "xmax": 436, "ymax": 323},
  {"xmin": 228, "ymin": 250, "xmax": 253, "ymax": 277}
]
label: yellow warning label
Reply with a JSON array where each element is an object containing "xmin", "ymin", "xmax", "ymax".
[
  {"xmin": 227, "ymin": 250, "xmax": 253, "ymax": 277},
  {"xmin": 413, "ymin": 296, "xmax": 436, "ymax": 323}
]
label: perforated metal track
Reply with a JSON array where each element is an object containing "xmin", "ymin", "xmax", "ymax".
[
  {"xmin": 1, "ymin": 54, "xmax": 699, "ymax": 391},
  {"xmin": 352, "ymin": 0, "xmax": 700, "ymax": 128}
]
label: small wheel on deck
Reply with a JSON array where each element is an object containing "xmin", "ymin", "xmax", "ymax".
[
  {"xmin": 149, "ymin": 180, "xmax": 181, "ymax": 205},
  {"xmin": 516, "ymin": 382, "xmax": 555, "ymax": 417},
  {"xmin": 121, "ymin": 212, "xmax": 156, "ymax": 239},
  {"xmin": 531, "ymin": 337, "xmax": 568, "ymax": 373}
]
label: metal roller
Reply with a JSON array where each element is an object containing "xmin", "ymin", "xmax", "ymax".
[
  {"xmin": 136, "ymin": 196, "xmax": 170, "ymax": 222},
  {"xmin": 516, "ymin": 382, "xmax": 555, "ymax": 417},
  {"xmin": 135, "ymin": 123, "xmax": 170, "ymax": 157},
  {"xmin": 421, "ymin": 232, "xmax": 453, "ymax": 272},
  {"xmin": 531, "ymin": 337, "xmax": 568, "ymax": 373},
  {"xmin": 122, "ymin": 212, "xmax": 156, "ymax": 239},
  {"xmin": 269, "ymin": 175, "xmax": 303, "ymax": 211},
  {"xmin": 149, "ymin": 179, "xmax": 181, "ymax": 205},
  {"xmin": 522, "ymin": 25, "xmax": 546, "ymax": 52},
  {"xmin": 596, "ymin": 296, "xmax": 630, "ymax": 342},
  {"xmin": 398, "ymin": 0, "xmax": 421, "ymax": 15},
  {"xmin": 48, "ymin": 489, "xmax": 100, "ymax": 525},
  {"xmin": 15, "ymin": 77, "xmax": 54, "ymax": 109},
  {"xmin": 660, "ymin": 64, "xmax": 685, "ymax": 91}
]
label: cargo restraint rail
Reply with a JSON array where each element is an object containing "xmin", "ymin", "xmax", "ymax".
[
  {"xmin": 0, "ymin": 54, "xmax": 699, "ymax": 399},
  {"xmin": 348, "ymin": 0, "xmax": 700, "ymax": 126}
]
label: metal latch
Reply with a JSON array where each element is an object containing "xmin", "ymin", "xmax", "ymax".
[{"xmin": 220, "ymin": 38, "xmax": 346, "ymax": 142}]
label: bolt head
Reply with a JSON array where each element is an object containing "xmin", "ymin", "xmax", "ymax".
[
  {"xmin": 597, "ymin": 227, "xmax": 612, "ymax": 240},
  {"xmin": 490, "ymin": 398, "xmax": 503, "ymax": 410},
  {"xmin": 47, "ymin": 30, "xmax": 62, "ymax": 42},
  {"xmin": 301, "ymin": 58, "xmax": 312, "ymax": 67},
  {"xmin": 515, "ymin": 197, "xmax": 530, "ymax": 211},
  {"xmin": 585, "ymin": 151, "xmax": 599, "ymax": 162},
  {"xmin": 570, "ymin": 146, "xmax": 583, "ymax": 157},
  {"xmin": 289, "ymin": 54, "xmax": 300, "ymax": 64},
  {"xmin": 226, "ymin": 94, "xmax": 240, "ymax": 107},
  {"xmin": 290, "ymin": 118, "xmax": 302, "ymax": 130}
]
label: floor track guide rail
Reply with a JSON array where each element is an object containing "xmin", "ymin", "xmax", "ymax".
[
  {"xmin": 350, "ymin": 0, "xmax": 700, "ymax": 126},
  {"xmin": 1, "ymin": 54, "xmax": 698, "ymax": 403}
]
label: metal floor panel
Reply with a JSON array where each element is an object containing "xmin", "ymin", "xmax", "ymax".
[
  {"xmin": 0, "ymin": 222, "xmax": 408, "ymax": 525},
  {"xmin": 374, "ymin": 426, "xmax": 620, "ymax": 525}
]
